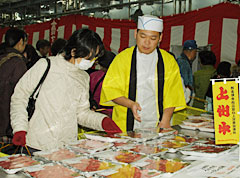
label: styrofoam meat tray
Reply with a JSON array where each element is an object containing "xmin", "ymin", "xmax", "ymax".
[
  {"xmin": 179, "ymin": 123, "xmax": 214, "ymax": 132},
  {"xmin": 146, "ymin": 139, "xmax": 190, "ymax": 153},
  {"xmin": 92, "ymin": 149, "xmax": 146, "ymax": 165},
  {"xmin": 84, "ymin": 132, "xmax": 129, "ymax": 143},
  {"xmin": 23, "ymin": 162, "xmax": 85, "ymax": 178},
  {"xmin": 97, "ymin": 164, "xmax": 163, "ymax": 178},
  {"xmin": 122, "ymin": 144, "xmax": 169, "ymax": 156},
  {"xmin": 33, "ymin": 148, "xmax": 78, "ymax": 161},
  {"xmin": 160, "ymin": 134, "xmax": 208, "ymax": 144},
  {"xmin": 179, "ymin": 143, "xmax": 236, "ymax": 157},
  {"xmin": 115, "ymin": 131, "xmax": 159, "ymax": 142},
  {"xmin": 134, "ymin": 127, "xmax": 176, "ymax": 137},
  {"xmin": 0, "ymin": 154, "xmax": 40, "ymax": 174},
  {"xmin": 68, "ymin": 139, "xmax": 113, "ymax": 154},
  {"xmin": 132, "ymin": 156, "xmax": 191, "ymax": 177},
  {"xmin": 60, "ymin": 156, "xmax": 119, "ymax": 176},
  {"xmin": 182, "ymin": 118, "xmax": 212, "ymax": 127}
]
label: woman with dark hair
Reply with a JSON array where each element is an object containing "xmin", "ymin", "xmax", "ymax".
[
  {"xmin": 10, "ymin": 29, "xmax": 121, "ymax": 153},
  {"xmin": 23, "ymin": 44, "xmax": 40, "ymax": 69},
  {"xmin": 51, "ymin": 38, "xmax": 67, "ymax": 56},
  {"xmin": 0, "ymin": 28, "xmax": 28, "ymax": 154},
  {"xmin": 0, "ymin": 42, "xmax": 7, "ymax": 55}
]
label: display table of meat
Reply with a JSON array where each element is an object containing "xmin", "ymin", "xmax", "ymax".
[{"xmin": 0, "ymin": 126, "xmax": 239, "ymax": 178}]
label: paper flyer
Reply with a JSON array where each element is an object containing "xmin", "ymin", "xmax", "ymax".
[{"xmin": 186, "ymin": 161, "xmax": 240, "ymax": 177}]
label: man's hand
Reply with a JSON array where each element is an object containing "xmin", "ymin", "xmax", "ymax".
[
  {"xmin": 113, "ymin": 97, "xmax": 142, "ymax": 122},
  {"xmin": 157, "ymin": 120, "xmax": 171, "ymax": 128},
  {"xmin": 157, "ymin": 107, "xmax": 175, "ymax": 128},
  {"xmin": 130, "ymin": 102, "xmax": 142, "ymax": 122}
]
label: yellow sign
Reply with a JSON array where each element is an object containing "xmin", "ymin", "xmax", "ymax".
[{"xmin": 212, "ymin": 80, "xmax": 239, "ymax": 144}]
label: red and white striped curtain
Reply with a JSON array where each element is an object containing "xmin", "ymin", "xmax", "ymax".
[{"xmin": 0, "ymin": 2, "xmax": 239, "ymax": 65}]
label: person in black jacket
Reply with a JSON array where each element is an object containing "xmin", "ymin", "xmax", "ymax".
[
  {"xmin": 23, "ymin": 44, "xmax": 40, "ymax": 69},
  {"xmin": 51, "ymin": 38, "xmax": 67, "ymax": 56},
  {"xmin": 36, "ymin": 39, "xmax": 51, "ymax": 58},
  {"xmin": 0, "ymin": 28, "xmax": 28, "ymax": 154},
  {"xmin": 205, "ymin": 61, "xmax": 231, "ymax": 112}
]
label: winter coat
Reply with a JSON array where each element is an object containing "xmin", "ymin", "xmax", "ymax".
[
  {"xmin": 11, "ymin": 55, "xmax": 105, "ymax": 151},
  {"xmin": 0, "ymin": 48, "xmax": 27, "ymax": 138}
]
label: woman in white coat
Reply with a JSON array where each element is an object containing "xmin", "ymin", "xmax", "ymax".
[{"xmin": 10, "ymin": 29, "xmax": 121, "ymax": 152}]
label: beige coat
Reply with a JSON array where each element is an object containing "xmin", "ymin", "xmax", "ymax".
[{"xmin": 11, "ymin": 55, "xmax": 105, "ymax": 151}]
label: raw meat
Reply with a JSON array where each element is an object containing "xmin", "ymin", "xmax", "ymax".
[
  {"xmin": 105, "ymin": 165, "xmax": 161, "ymax": 178},
  {"xmin": 0, "ymin": 155, "xmax": 39, "ymax": 169},
  {"xmin": 27, "ymin": 164, "xmax": 79, "ymax": 178},
  {"xmin": 143, "ymin": 159, "xmax": 189, "ymax": 173},
  {"xmin": 69, "ymin": 158, "xmax": 114, "ymax": 172},
  {"xmin": 130, "ymin": 145, "xmax": 168, "ymax": 154},
  {"xmin": 115, "ymin": 151, "xmax": 143, "ymax": 163},
  {"xmin": 41, "ymin": 149, "xmax": 76, "ymax": 161}
]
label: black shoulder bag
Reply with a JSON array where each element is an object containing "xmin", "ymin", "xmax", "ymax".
[{"xmin": 27, "ymin": 58, "xmax": 51, "ymax": 121}]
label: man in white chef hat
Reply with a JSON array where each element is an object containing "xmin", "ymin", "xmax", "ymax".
[{"xmin": 100, "ymin": 15, "xmax": 186, "ymax": 132}]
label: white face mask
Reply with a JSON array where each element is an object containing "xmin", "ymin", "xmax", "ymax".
[{"xmin": 75, "ymin": 58, "xmax": 95, "ymax": 70}]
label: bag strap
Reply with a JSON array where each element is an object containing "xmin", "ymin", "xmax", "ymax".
[
  {"xmin": 31, "ymin": 58, "xmax": 51, "ymax": 99},
  {"xmin": 0, "ymin": 52, "xmax": 22, "ymax": 67},
  {"xmin": 92, "ymin": 73, "xmax": 106, "ymax": 97}
]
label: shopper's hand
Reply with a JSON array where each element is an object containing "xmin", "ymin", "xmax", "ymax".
[
  {"xmin": 12, "ymin": 131, "xmax": 26, "ymax": 146},
  {"xmin": 130, "ymin": 102, "xmax": 142, "ymax": 122},
  {"xmin": 102, "ymin": 117, "xmax": 122, "ymax": 134}
]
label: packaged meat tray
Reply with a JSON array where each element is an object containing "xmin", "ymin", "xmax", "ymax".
[
  {"xmin": 127, "ymin": 144, "xmax": 168, "ymax": 156},
  {"xmin": 134, "ymin": 127, "xmax": 176, "ymax": 137},
  {"xmin": 69, "ymin": 139, "xmax": 113, "ymax": 154},
  {"xmin": 61, "ymin": 156, "xmax": 118, "ymax": 176},
  {"xmin": 24, "ymin": 163, "xmax": 85, "ymax": 178},
  {"xmin": 33, "ymin": 148, "xmax": 78, "ymax": 161},
  {"xmin": 188, "ymin": 115, "xmax": 213, "ymax": 120},
  {"xmin": 179, "ymin": 143, "xmax": 236, "ymax": 157},
  {"xmin": 0, "ymin": 154, "xmax": 40, "ymax": 174},
  {"xmin": 84, "ymin": 132, "xmax": 129, "ymax": 143},
  {"xmin": 112, "ymin": 141, "xmax": 135, "ymax": 150},
  {"xmin": 93, "ymin": 149, "xmax": 146, "ymax": 164},
  {"xmin": 179, "ymin": 122, "xmax": 214, "ymax": 132},
  {"xmin": 115, "ymin": 131, "xmax": 159, "ymax": 142},
  {"xmin": 147, "ymin": 139, "xmax": 189, "ymax": 153},
  {"xmin": 132, "ymin": 157, "xmax": 190, "ymax": 176},
  {"xmin": 162, "ymin": 134, "xmax": 211, "ymax": 144},
  {"xmin": 198, "ymin": 123, "xmax": 214, "ymax": 132},
  {"xmin": 182, "ymin": 117, "xmax": 213, "ymax": 127},
  {"xmin": 197, "ymin": 138, "xmax": 235, "ymax": 147},
  {"xmin": 200, "ymin": 113, "xmax": 214, "ymax": 119},
  {"xmin": 98, "ymin": 164, "xmax": 162, "ymax": 178}
]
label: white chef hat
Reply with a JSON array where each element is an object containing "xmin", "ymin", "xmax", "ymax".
[{"xmin": 138, "ymin": 15, "xmax": 163, "ymax": 32}]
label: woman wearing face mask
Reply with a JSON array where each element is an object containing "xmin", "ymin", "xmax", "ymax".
[{"xmin": 10, "ymin": 28, "xmax": 121, "ymax": 153}]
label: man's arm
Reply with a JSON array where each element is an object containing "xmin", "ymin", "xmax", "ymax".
[
  {"xmin": 113, "ymin": 97, "xmax": 142, "ymax": 122},
  {"xmin": 157, "ymin": 107, "xmax": 175, "ymax": 128}
]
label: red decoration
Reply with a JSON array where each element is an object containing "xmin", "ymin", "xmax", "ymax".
[
  {"xmin": 217, "ymin": 105, "xmax": 230, "ymax": 117},
  {"xmin": 216, "ymin": 87, "xmax": 229, "ymax": 100},
  {"xmin": 218, "ymin": 122, "xmax": 231, "ymax": 135}
]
